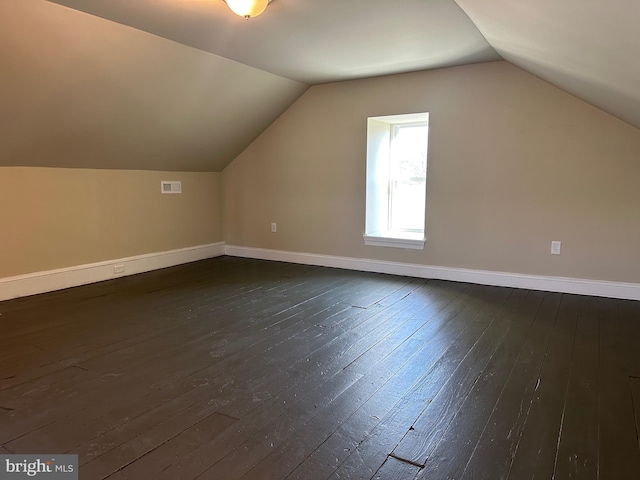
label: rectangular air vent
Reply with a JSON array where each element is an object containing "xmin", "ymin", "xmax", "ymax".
[{"xmin": 161, "ymin": 181, "xmax": 182, "ymax": 194}]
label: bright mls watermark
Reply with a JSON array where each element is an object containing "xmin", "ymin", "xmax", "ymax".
[{"xmin": 0, "ymin": 455, "xmax": 77, "ymax": 479}]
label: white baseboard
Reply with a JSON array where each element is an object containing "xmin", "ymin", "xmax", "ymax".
[
  {"xmin": 0, "ymin": 242, "xmax": 225, "ymax": 302},
  {"xmin": 3, "ymin": 243, "xmax": 638, "ymax": 302},
  {"xmin": 224, "ymin": 245, "xmax": 640, "ymax": 301}
]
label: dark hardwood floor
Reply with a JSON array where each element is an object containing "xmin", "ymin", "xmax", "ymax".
[{"xmin": 1, "ymin": 256, "xmax": 639, "ymax": 479}]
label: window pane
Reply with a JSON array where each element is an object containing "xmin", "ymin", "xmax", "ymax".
[{"xmin": 389, "ymin": 124, "xmax": 428, "ymax": 233}]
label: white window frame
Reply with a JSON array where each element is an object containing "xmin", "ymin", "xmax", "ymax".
[{"xmin": 364, "ymin": 112, "xmax": 429, "ymax": 250}]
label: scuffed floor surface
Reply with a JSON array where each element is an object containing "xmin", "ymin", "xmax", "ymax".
[{"xmin": 1, "ymin": 257, "xmax": 639, "ymax": 479}]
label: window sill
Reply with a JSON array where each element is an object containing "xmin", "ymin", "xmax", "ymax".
[{"xmin": 363, "ymin": 234, "xmax": 425, "ymax": 250}]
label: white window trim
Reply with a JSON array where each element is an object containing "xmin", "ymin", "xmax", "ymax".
[
  {"xmin": 363, "ymin": 233, "xmax": 425, "ymax": 250},
  {"xmin": 364, "ymin": 112, "xmax": 429, "ymax": 250}
]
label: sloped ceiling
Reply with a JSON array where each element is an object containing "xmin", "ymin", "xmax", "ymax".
[
  {"xmin": 3, "ymin": 0, "xmax": 639, "ymax": 172},
  {"xmin": 454, "ymin": 0, "xmax": 640, "ymax": 130},
  {"xmin": 0, "ymin": 0, "xmax": 307, "ymax": 171},
  {"xmin": 46, "ymin": 0, "xmax": 500, "ymax": 84}
]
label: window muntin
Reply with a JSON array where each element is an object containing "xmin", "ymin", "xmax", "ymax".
[{"xmin": 388, "ymin": 122, "xmax": 428, "ymax": 234}]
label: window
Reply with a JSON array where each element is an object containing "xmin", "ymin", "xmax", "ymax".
[{"xmin": 364, "ymin": 113, "xmax": 429, "ymax": 250}]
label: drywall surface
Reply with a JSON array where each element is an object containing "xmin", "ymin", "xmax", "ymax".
[
  {"xmin": 0, "ymin": 167, "xmax": 222, "ymax": 277},
  {"xmin": 0, "ymin": 0, "xmax": 307, "ymax": 172},
  {"xmin": 223, "ymin": 61, "xmax": 640, "ymax": 283}
]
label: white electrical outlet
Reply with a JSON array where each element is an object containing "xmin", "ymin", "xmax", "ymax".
[
  {"xmin": 113, "ymin": 265, "xmax": 125, "ymax": 274},
  {"xmin": 551, "ymin": 241, "xmax": 561, "ymax": 255},
  {"xmin": 271, "ymin": 222, "xmax": 277, "ymax": 233}
]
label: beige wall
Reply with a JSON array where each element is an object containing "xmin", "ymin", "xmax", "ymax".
[
  {"xmin": 0, "ymin": 167, "xmax": 222, "ymax": 278},
  {"xmin": 223, "ymin": 61, "xmax": 640, "ymax": 284}
]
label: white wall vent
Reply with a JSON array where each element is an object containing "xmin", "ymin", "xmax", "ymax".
[{"xmin": 161, "ymin": 181, "xmax": 182, "ymax": 194}]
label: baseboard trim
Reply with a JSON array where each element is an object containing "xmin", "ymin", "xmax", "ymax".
[
  {"xmin": 224, "ymin": 245, "xmax": 640, "ymax": 301},
  {"xmin": 3, "ymin": 243, "xmax": 638, "ymax": 302},
  {"xmin": 0, "ymin": 242, "xmax": 225, "ymax": 302}
]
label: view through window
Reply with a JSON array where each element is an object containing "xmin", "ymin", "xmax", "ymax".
[{"xmin": 364, "ymin": 112, "xmax": 429, "ymax": 250}]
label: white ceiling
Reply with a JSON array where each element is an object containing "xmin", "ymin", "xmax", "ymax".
[
  {"xmin": 1, "ymin": 1, "xmax": 306, "ymax": 171},
  {"xmin": 47, "ymin": 0, "xmax": 502, "ymax": 84},
  {"xmin": 455, "ymin": 0, "xmax": 640, "ymax": 131},
  {"xmin": 5, "ymin": 0, "xmax": 639, "ymax": 171},
  {"xmin": 47, "ymin": 0, "xmax": 640, "ymax": 130}
]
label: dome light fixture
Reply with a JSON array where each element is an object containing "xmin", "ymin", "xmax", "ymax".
[{"xmin": 224, "ymin": 0, "xmax": 271, "ymax": 19}]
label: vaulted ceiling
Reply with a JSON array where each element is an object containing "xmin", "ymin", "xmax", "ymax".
[
  {"xmin": 2, "ymin": 0, "xmax": 639, "ymax": 171},
  {"xmin": 46, "ymin": 0, "xmax": 501, "ymax": 84}
]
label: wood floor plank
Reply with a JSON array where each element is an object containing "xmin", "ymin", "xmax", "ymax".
[
  {"xmin": 0, "ymin": 258, "xmax": 257, "ymax": 338},
  {"xmin": 617, "ymin": 299, "xmax": 640, "ymax": 377},
  {"xmin": 288, "ymin": 285, "xmax": 514, "ymax": 480},
  {"xmin": 552, "ymin": 295, "xmax": 599, "ymax": 480},
  {"xmin": 75, "ymin": 278, "xmax": 432, "ymax": 476},
  {"xmin": 3, "ymin": 274, "xmax": 383, "ymax": 453},
  {"xmin": 80, "ymin": 410, "xmax": 237, "ymax": 479},
  {"xmin": 242, "ymin": 297, "xmax": 499, "ymax": 480},
  {"xmin": 389, "ymin": 290, "xmax": 522, "ymax": 468},
  {"xmin": 372, "ymin": 456, "xmax": 421, "ymax": 480},
  {"xmin": 156, "ymin": 282, "xmax": 476, "ymax": 478},
  {"xmin": 1, "ymin": 257, "xmax": 638, "ymax": 480},
  {"xmin": 114, "ymin": 412, "xmax": 237, "ymax": 478},
  {"xmin": 501, "ymin": 294, "xmax": 579, "ymax": 479},
  {"xmin": 0, "ymin": 269, "xmax": 290, "ymax": 388},
  {"xmin": 29, "ymin": 270, "xmax": 316, "ymax": 365},
  {"xmin": 74, "ymin": 273, "xmax": 350, "ymax": 374},
  {"xmin": 446, "ymin": 292, "xmax": 562, "ymax": 480},
  {"xmin": 1, "ymin": 258, "xmax": 317, "ymax": 359},
  {"xmin": 597, "ymin": 298, "xmax": 640, "ymax": 479},
  {"xmin": 630, "ymin": 376, "xmax": 640, "ymax": 453},
  {"xmin": 1, "ymin": 268, "xmax": 344, "ymax": 392},
  {"xmin": 155, "ymin": 369, "xmax": 365, "ymax": 480},
  {"xmin": 414, "ymin": 290, "xmax": 546, "ymax": 480}
]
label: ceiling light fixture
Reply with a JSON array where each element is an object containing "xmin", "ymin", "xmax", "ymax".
[{"xmin": 224, "ymin": 0, "xmax": 271, "ymax": 19}]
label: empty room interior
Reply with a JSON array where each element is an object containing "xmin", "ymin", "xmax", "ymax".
[{"xmin": 2, "ymin": 1, "xmax": 640, "ymax": 479}]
